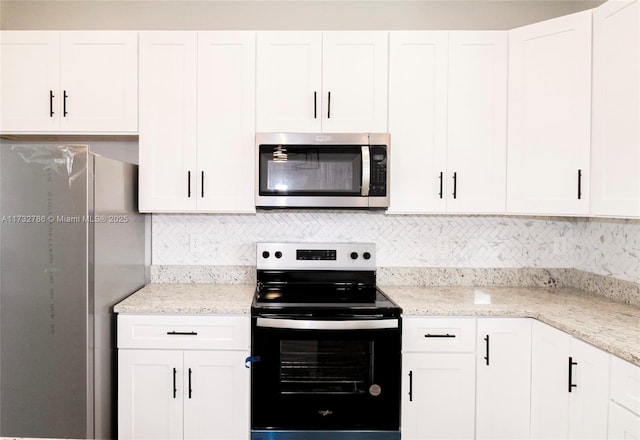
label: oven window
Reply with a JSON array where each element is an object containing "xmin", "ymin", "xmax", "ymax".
[
  {"xmin": 279, "ymin": 340, "xmax": 372, "ymax": 395},
  {"xmin": 259, "ymin": 145, "xmax": 362, "ymax": 195}
]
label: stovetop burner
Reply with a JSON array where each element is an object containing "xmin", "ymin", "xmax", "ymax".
[{"xmin": 252, "ymin": 243, "xmax": 401, "ymax": 317}]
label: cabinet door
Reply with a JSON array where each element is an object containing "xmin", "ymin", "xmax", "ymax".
[
  {"xmin": 402, "ymin": 353, "xmax": 475, "ymax": 439},
  {"xmin": 507, "ymin": 11, "xmax": 591, "ymax": 215},
  {"xmin": 609, "ymin": 402, "xmax": 640, "ymax": 439},
  {"xmin": 476, "ymin": 318, "xmax": 531, "ymax": 440},
  {"xmin": 256, "ymin": 32, "xmax": 322, "ymax": 132},
  {"xmin": 591, "ymin": 0, "xmax": 640, "ymax": 218},
  {"xmin": 447, "ymin": 31, "xmax": 507, "ymax": 214},
  {"xmin": 118, "ymin": 350, "xmax": 184, "ymax": 440},
  {"xmin": 388, "ymin": 32, "xmax": 448, "ymax": 214},
  {"xmin": 197, "ymin": 32, "xmax": 256, "ymax": 213},
  {"xmin": 138, "ymin": 32, "xmax": 198, "ymax": 212},
  {"xmin": 59, "ymin": 31, "xmax": 138, "ymax": 132},
  {"xmin": 183, "ymin": 351, "xmax": 250, "ymax": 440},
  {"xmin": 530, "ymin": 320, "xmax": 572, "ymax": 439},
  {"xmin": 322, "ymin": 31, "xmax": 388, "ymax": 133},
  {"xmin": 0, "ymin": 31, "xmax": 60, "ymax": 132},
  {"xmin": 567, "ymin": 339, "xmax": 610, "ymax": 439}
]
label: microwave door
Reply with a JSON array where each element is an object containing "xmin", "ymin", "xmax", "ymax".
[{"xmin": 259, "ymin": 145, "xmax": 364, "ymax": 196}]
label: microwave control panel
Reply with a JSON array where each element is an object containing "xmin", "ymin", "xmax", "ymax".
[{"xmin": 369, "ymin": 145, "xmax": 387, "ymax": 197}]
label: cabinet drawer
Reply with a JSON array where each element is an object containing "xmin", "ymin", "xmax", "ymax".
[
  {"xmin": 118, "ymin": 314, "xmax": 249, "ymax": 350},
  {"xmin": 402, "ymin": 317, "xmax": 476, "ymax": 353},
  {"xmin": 611, "ymin": 356, "xmax": 640, "ymax": 416}
]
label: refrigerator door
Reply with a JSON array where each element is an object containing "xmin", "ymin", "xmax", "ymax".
[{"xmin": 0, "ymin": 144, "xmax": 89, "ymax": 438}]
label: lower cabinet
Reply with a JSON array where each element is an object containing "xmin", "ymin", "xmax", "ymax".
[
  {"xmin": 401, "ymin": 317, "xmax": 476, "ymax": 439},
  {"xmin": 117, "ymin": 315, "xmax": 250, "ymax": 440},
  {"xmin": 530, "ymin": 320, "xmax": 610, "ymax": 439},
  {"xmin": 608, "ymin": 356, "xmax": 640, "ymax": 439},
  {"xmin": 475, "ymin": 318, "xmax": 532, "ymax": 440}
]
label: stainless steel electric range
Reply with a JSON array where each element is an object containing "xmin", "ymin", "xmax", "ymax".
[{"xmin": 249, "ymin": 243, "xmax": 402, "ymax": 440}]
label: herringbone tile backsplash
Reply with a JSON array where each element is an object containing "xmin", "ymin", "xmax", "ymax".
[{"xmin": 152, "ymin": 212, "xmax": 639, "ymax": 284}]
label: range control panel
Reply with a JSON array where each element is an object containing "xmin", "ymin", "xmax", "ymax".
[{"xmin": 257, "ymin": 242, "xmax": 376, "ymax": 271}]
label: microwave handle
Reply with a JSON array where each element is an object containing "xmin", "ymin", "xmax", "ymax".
[{"xmin": 361, "ymin": 146, "xmax": 370, "ymax": 196}]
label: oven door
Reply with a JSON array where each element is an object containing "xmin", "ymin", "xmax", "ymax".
[
  {"xmin": 256, "ymin": 143, "xmax": 371, "ymax": 208},
  {"xmin": 250, "ymin": 316, "xmax": 401, "ymax": 433}
]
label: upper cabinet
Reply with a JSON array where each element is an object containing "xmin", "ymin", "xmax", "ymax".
[
  {"xmin": 138, "ymin": 31, "xmax": 255, "ymax": 213},
  {"xmin": 0, "ymin": 31, "xmax": 137, "ymax": 134},
  {"xmin": 507, "ymin": 11, "xmax": 592, "ymax": 216},
  {"xmin": 591, "ymin": 0, "xmax": 640, "ymax": 218},
  {"xmin": 256, "ymin": 31, "xmax": 388, "ymax": 133},
  {"xmin": 388, "ymin": 31, "xmax": 507, "ymax": 214}
]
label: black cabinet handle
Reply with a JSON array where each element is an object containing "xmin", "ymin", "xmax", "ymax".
[
  {"xmin": 484, "ymin": 335, "xmax": 490, "ymax": 366},
  {"xmin": 577, "ymin": 169, "xmax": 582, "ymax": 200},
  {"xmin": 201, "ymin": 171, "xmax": 204, "ymax": 198},
  {"xmin": 452, "ymin": 172, "xmax": 457, "ymax": 199},
  {"xmin": 568, "ymin": 357, "xmax": 578, "ymax": 392},
  {"xmin": 172, "ymin": 367, "xmax": 177, "ymax": 399},
  {"xmin": 49, "ymin": 90, "xmax": 55, "ymax": 117},
  {"xmin": 408, "ymin": 370, "xmax": 413, "ymax": 402},
  {"xmin": 314, "ymin": 91, "xmax": 317, "ymax": 119},
  {"xmin": 188, "ymin": 368, "xmax": 193, "ymax": 399},
  {"xmin": 63, "ymin": 90, "xmax": 68, "ymax": 117},
  {"xmin": 327, "ymin": 91, "xmax": 331, "ymax": 119},
  {"xmin": 438, "ymin": 172, "xmax": 444, "ymax": 199},
  {"xmin": 425, "ymin": 333, "xmax": 456, "ymax": 338},
  {"xmin": 187, "ymin": 171, "xmax": 191, "ymax": 198},
  {"xmin": 167, "ymin": 331, "xmax": 198, "ymax": 336}
]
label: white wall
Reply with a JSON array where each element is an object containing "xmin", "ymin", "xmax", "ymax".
[{"xmin": 0, "ymin": 0, "xmax": 603, "ymax": 31}]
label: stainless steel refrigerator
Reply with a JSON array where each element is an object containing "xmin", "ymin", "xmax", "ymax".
[{"xmin": 0, "ymin": 142, "xmax": 149, "ymax": 439}]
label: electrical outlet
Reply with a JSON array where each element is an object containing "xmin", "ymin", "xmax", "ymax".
[{"xmin": 553, "ymin": 236, "xmax": 567, "ymax": 256}]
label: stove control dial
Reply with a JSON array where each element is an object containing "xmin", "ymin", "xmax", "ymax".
[
  {"xmin": 275, "ymin": 251, "xmax": 283, "ymax": 259},
  {"xmin": 350, "ymin": 252, "xmax": 359, "ymax": 260},
  {"xmin": 363, "ymin": 252, "xmax": 371, "ymax": 260},
  {"xmin": 262, "ymin": 251, "xmax": 270, "ymax": 259}
]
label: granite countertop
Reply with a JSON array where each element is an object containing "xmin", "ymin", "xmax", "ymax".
[{"xmin": 114, "ymin": 283, "xmax": 640, "ymax": 366}]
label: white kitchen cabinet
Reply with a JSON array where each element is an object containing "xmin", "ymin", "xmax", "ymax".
[
  {"xmin": 0, "ymin": 31, "xmax": 137, "ymax": 133},
  {"xmin": 609, "ymin": 355, "xmax": 640, "ymax": 439},
  {"xmin": 530, "ymin": 320, "xmax": 610, "ymax": 439},
  {"xmin": 118, "ymin": 315, "xmax": 250, "ymax": 440},
  {"xmin": 388, "ymin": 32, "xmax": 448, "ymax": 214},
  {"xmin": 401, "ymin": 317, "xmax": 476, "ymax": 439},
  {"xmin": 138, "ymin": 31, "xmax": 255, "ymax": 213},
  {"xmin": 446, "ymin": 31, "xmax": 508, "ymax": 214},
  {"xmin": 138, "ymin": 32, "xmax": 198, "ymax": 212},
  {"xmin": 591, "ymin": 0, "xmax": 640, "ymax": 218},
  {"xmin": 388, "ymin": 31, "xmax": 507, "ymax": 214},
  {"xmin": 256, "ymin": 31, "xmax": 388, "ymax": 133},
  {"xmin": 475, "ymin": 318, "xmax": 531, "ymax": 440},
  {"xmin": 119, "ymin": 349, "xmax": 184, "ymax": 440},
  {"xmin": 507, "ymin": 11, "xmax": 592, "ymax": 216}
]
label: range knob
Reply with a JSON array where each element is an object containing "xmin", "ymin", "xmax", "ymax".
[
  {"xmin": 363, "ymin": 252, "xmax": 371, "ymax": 260},
  {"xmin": 350, "ymin": 252, "xmax": 359, "ymax": 260},
  {"xmin": 275, "ymin": 251, "xmax": 283, "ymax": 259},
  {"xmin": 262, "ymin": 251, "xmax": 270, "ymax": 259}
]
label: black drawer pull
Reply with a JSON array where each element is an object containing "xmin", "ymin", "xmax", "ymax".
[
  {"xmin": 167, "ymin": 331, "xmax": 198, "ymax": 336},
  {"xmin": 438, "ymin": 171, "xmax": 443, "ymax": 199},
  {"xmin": 49, "ymin": 90, "xmax": 55, "ymax": 117},
  {"xmin": 425, "ymin": 333, "xmax": 456, "ymax": 338}
]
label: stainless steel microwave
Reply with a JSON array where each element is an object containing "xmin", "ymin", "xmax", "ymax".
[{"xmin": 255, "ymin": 133, "xmax": 390, "ymax": 209}]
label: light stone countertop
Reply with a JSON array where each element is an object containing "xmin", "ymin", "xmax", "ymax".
[{"xmin": 114, "ymin": 283, "xmax": 640, "ymax": 366}]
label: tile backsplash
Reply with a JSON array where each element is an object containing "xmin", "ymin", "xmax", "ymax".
[{"xmin": 151, "ymin": 212, "xmax": 639, "ymax": 284}]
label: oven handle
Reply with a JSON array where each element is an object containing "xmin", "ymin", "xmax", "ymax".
[
  {"xmin": 361, "ymin": 146, "xmax": 370, "ymax": 197},
  {"xmin": 256, "ymin": 317, "xmax": 399, "ymax": 330}
]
